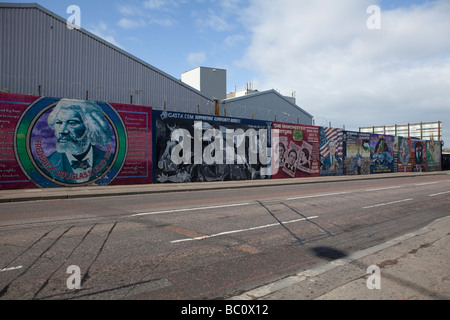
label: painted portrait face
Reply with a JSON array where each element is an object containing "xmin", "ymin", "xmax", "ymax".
[
  {"xmin": 278, "ymin": 144, "xmax": 285, "ymax": 158},
  {"xmin": 53, "ymin": 108, "xmax": 90, "ymax": 155},
  {"xmin": 329, "ymin": 141, "xmax": 336, "ymax": 155},
  {"xmin": 301, "ymin": 150, "xmax": 308, "ymax": 162},
  {"xmin": 287, "ymin": 150, "xmax": 297, "ymax": 165}
]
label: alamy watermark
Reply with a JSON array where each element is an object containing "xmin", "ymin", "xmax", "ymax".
[
  {"xmin": 66, "ymin": 5, "xmax": 81, "ymax": 30},
  {"xmin": 366, "ymin": 265, "xmax": 381, "ymax": 290},
  {"xmin": 169, "ymin": 121, "xmax": 280, "ymax": 177},
  {"xmin": 65, "ymin": 5, "xmax": 380, "ymax": 31},
  {"xmin": 66, "ymin": 265, "xmax": 81, "ymax": 290},
  {"xmin": 367, "ymin": 5, "xmax": 381, "ymax": 30}
]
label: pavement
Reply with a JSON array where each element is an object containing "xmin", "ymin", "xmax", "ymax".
[
  {"xmin": 231, "ymin": 215, "xmax": 450, "ymax": 300},
  {"xmin": 1, "ymin": 171, "xmax": 449, "ymax": 300}
]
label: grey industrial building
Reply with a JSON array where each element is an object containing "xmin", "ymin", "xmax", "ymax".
[
  {"xmin": 1, "ymin": 2, "xmax": 313, "ymax": 124},
  {"xmin": 222, "ymin": 89, "xmax": 313, "ymax": 125},
  {"xmin": 0, "ymin": 2, "xmax": 214, "ymax": 113}
]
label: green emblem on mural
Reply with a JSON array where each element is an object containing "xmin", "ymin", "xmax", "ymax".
[{"xmin": 293, "ymin": 129, "xmax": 303, "ymax": 142}]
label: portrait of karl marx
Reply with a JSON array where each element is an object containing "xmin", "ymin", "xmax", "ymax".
[{"xmin": 46, "ymin": 99, "xmax": 114, "ymax": 184}]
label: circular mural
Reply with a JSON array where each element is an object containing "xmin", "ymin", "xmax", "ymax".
[{"xmin": 14, "ymin": 97, "xmax": 127, "ymax": 187}]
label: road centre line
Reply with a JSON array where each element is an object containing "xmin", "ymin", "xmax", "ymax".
[
  {"xmin": 286, "ymin": 192, "xmax": 350, "ymax": 201},
  {"xmin": 365, "ymin": 186, "xmax": 402, "ymax": 192},
  {"xmin": 131, "ymin": 203, "xmax": 251, "ymax": 217},
  {"xmin": 363, "ymin": 198, "xmax": 413, "ymax": 209},
  {"xmin": 366, "ymin": 180, "xmax": 446, "ymax": 192},
  {"xmin": 0, "ymin": 266, "xmax": 23, "ymax": 272},
  {"xmin": 171, "ymin": 216, "xmax": 319, "ymax": 244},
  {"xmin": 414, "ymin": 182, "xmax": 440, "ymax": 186},
  {"xmin": 428, "ymin": 191, "xmax": 450, "ymax": 197},
  {"xmin": 131, "ymin": 179, "xmax": 447, "ymax": 217}
]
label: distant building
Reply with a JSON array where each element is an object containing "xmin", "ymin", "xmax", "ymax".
[
  {"xmin": 1, "ymin": 3, "xmax": 314, "ymax": 124},
  {"xmin": 181, "ymin": 67, "xmax": 227, "ymax": 101},
  {"xmin": 181, "ymin": 71, "xmax": 313, "ymax": 125},
  {"xmin": 222, "ymin": 89, "xmax": 313, "ymax": 125},
  {"xmin": 0, "ymin": 3, "xmax": 214, "ymax": 114}
]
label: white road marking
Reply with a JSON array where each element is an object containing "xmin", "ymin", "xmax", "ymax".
[
  {"xmin": 171, "ymin": 216, "xmax": 319, "ymax": 244},
  {"xmin": 365, "ymin": 186, "xmax": 402, "ymax": 192},
  {"xmin": 286, "ymin": 192, "xmax": 350, "ymax": 201},
  {"xmin": 131, "ymin": 202, "xmax": 251, "ymax": 217},
  {"xmin": 0, "ymin": 266, "xmax": 23, "ymax": 272},
  {"xmin": 428, "ymin": 191, "xmax": 450, "ymax": 197},
  {"xmin": 414, "ymin": 182, "xmax": 439, "ymax": 186},
  {"xmin": 363, "ymin": 198, "xmax": 413, "ymax": 209}
]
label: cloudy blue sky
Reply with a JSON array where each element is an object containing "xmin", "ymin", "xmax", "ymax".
[{"xmin": 9, "ymin": 0, "xmax": 450, "ymax": 144}]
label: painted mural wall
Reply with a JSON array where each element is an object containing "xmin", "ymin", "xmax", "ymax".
[
  {"xmin": 426, "ymin": 140, "xmax": 442, "ymax": 172},
  {"xmin": 0, "ymin": 92, "xmax": 443, "ymax": 190},
  {"xmin": 395, "ymin": 136, "xmax": 414, "ymax": 173},
  {"xmin": 0, "ymin": 93, "xmax": 152, "ymax": 190},
  {"xmin": 370, "ymin": 134, "xmax": 395, "ymax": 174},
  {"xmin": 411, "ymin": 139, "xmax": 427, "ymax": 172},
  {"xmin": 153, "ymin": 110, "xmax": 273, "ymax": 183},
  {"xmin": 319, "ymin": 127, "xmax": 344, "ymax": 176},
  {"xmin": 272, "ymin": 122, "xmax": 320, "ymax": 179},
  {"xmin": 343, "ymin": 131, "xmax": 371, "ymax": 176}
]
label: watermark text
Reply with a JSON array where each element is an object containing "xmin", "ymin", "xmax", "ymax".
[{"xmin": 367, "ymin": 5, "xmax": 381, "ymax": 30}]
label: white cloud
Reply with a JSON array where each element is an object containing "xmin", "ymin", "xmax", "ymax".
[
  {"xmin": 88, "ymin": 22, "xmax": 124, "ymax": 49},
  {"xmin": 117, "ymin": 18, "xmax": 147, "ymax": 29},
  {"xmin": 117, "ymin": 4, "xmax": 142, "ymax": 16},
  {"xmin": 241, "ymin": 0, "xmax": 450, "ymax": 142},
  {"xmin": 143, "ymin": 0, "xmax": 167, "ymax": 10},
  {"xmin": 224, "ymin": 34, "xmax": 246, "ymax": 47},
  {"xmin": 117, "ymin": 16, "xmax": 174, "ymax": 29},
  {"xmin": 187, "ymin": 51, "xmax": 207, "ymax": 66},
  {"xmin": 116, "ymin": 1, "xmax": 177, "ymax": 29},
  {"xmin": 195, "ymin": 8, "xmax": 233, "ymax": 32},
  {"xmin": 151, "ymin": 18, "xmax": 175, "ymax": 27},
  {"xmin": 143, "ymin": 0, "xmax": 181, "ymax": 11}
]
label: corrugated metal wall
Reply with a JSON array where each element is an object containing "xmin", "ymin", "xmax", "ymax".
[
  {"xmin": 222, "ymin": 90, "xmax": 313, "ymax": 125},
  {"xmin": 0, "ymin": 4, "xmax": 215, "ymax": 114}
]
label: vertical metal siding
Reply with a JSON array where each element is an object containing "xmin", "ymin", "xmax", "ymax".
[
  {"xmin": 1, "ymin": 5, "xmax": 214, "ymax": 114},
  {"xmin": 223, "ymin": 91, "xmax": 313, "ymax": 125}
]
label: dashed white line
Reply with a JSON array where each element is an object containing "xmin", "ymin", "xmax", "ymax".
[
  {"xmin": 365, "ymin": 186, "xmax": 402, "ymax": 192},
  {"xmin": 414, "ymin": 182, "xmax": 439, "ymax": 186},
  {"xmin": 429, "ymin": 191, "xmax": 450, "ymax": 197},
  {"xmin": 0, "ymin": 266, "xmax": 23, "ymax": 272},
  {"xmin": 171, "ymin": 216, "xmax": 319, "ymax": 244},
  {"xmin": 286, "ymin": 192, "xmax": 350, "ymax": 201},
  {"xmin": 363, "ymin": 198, "xmax": 413, "ymax": 209},
  {"xmin": 131, "ymin": 202, "xmax": 251, "ymax": 217}
]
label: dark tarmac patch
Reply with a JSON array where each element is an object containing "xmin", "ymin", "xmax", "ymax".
[{"xmin": 310, "ymin": 246, "xmax": 347, "ymax": 261}]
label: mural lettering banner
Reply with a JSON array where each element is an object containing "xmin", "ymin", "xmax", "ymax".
[
  {"xmin": 272, "ymin": 122, "xmax": 320, "ymax": 178},
  {"xmin": 109, "ymin": 103, "xmax": 152, "ymax": 185},
  {"xmin": 426, "ymin": 140, "xmax": 441, "ymax": 172},
  {"xmin": 343, "ymin": 131, "xmax": 371, "ymax": 175},
  {"xmin": 153, "ymin": 110, "xmax": 272, "ymax": 183},
  {"xmin": 370, "ymin": 134, "xmax": 394, "ymax": 174},
  {"xmin": 0, "ymin": 93, "xmax": 39, "ymax": 189},
  {"xmin": 0, "ymin": 93, "xmax": 152, "ymax": 189},
  {"xmin": 319, "ymin": 127, "xmax": 344, "ymax": 176}
]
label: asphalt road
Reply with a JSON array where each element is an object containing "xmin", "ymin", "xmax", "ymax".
[{"xmin": 0, "ymin": 174, "xmax": 449, "ymax": 300}]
